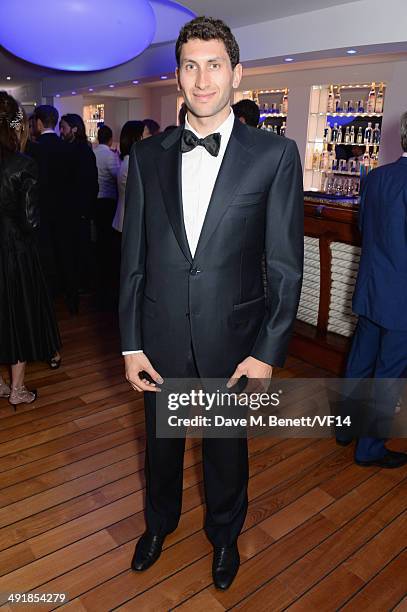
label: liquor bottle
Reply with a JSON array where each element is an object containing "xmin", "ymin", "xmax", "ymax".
[
  {"xmin": 327, "ymin": 85, "xmax": 335, "ymax": 113},
  {"xmin": 331, "ymin": 122, "xmax": 339, "ymax": 143},
  {"xmin": 280, "ymin": 121, "xmax": 286, "ymax": 137},
  {"xmin": 273, "ymin": 125, "xmax": 278, "ymax": 134},
  {"xmin": 350, "ymin": 125, "xmax": 355, "ymax": 144},
  {"xmin": 320, "ymin": 141, "xmax": 330, "ymax": 171},
  {"xmin": 282, "ymin": 88, "xmax": 288, "ymax": 114},
  {"xmin": 370, "ymin": 144, "xmax": 379, "ymax": 169},
  {"xmin": 356, "ymin": 126, "xmax": 363, "ymax": 144},
  {"xmin": 364, "ymin": 122, "xmax": 373, "ymax": 144},
  {"xmin": 372, "ymin": 123, "xmax": 381, "ymax": 144},
  {"xmin": 312, "ymin": 149, "xmax": 321, "ymax": 171},
  {"xmin": 357, "ymin": 99, "xmax": 365, "ymax": 113},
  {"xmin": 367, "ymin": 82, "xmax": 376, "ymax": 113},
  {"xmin": 337, "ymin": 125, "xmax": 343, "ymax": 144},
  {"xmin": 344, "ymin": 126, "xmax": 350, "ymax": 144},
  {"xmin": 363, "ymin": 144, "xmax": 371, "ymax": 168},
  {"xmin": 347, "ymin": 100, "xmax": 354, "ymax": 113},
  {"xmin": 329, "ymin": 144, "xmax": 336, "ymax": 170},
  {"xmin": 375, "ymin": 82, "xmax": 384, "ymax": 113},
  {"xmin": 334, "ymin": 87, "xmax": 342, "ymax": 112}
]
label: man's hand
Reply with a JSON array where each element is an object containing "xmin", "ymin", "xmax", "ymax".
[
  {"xmin": 227, "ymin": 356, "xmax": 273, "ymax": 393},
  {"xmin": 124, "ymin": 353, "xmax": 163, "ymax": 393}
]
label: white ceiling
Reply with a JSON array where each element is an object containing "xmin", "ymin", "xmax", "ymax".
[{"xmin": 181, "ymin": 0, "xmax": 362, "ymax": 27}]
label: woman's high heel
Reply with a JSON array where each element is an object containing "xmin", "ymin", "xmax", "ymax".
[
  {"xmin": 0, "ymin": 380, "xmax": 11, "ymax": 398},
  {"xmin": 9, "ymin": 386, "xmax": 37, "ymax": 410}
]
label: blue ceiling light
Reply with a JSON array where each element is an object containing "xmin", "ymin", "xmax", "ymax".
[
  {"xmin": 0, "ymin": 0, "xmax": 156, "ymax": 71},
  {"xmin": 149, "ymin": 0, "xmax": 196, "ymax": 44}
]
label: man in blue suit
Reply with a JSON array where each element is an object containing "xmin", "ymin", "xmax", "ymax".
[{"xmin": 344, "ymin": 111, "xmax": 407, "ymax": 467}]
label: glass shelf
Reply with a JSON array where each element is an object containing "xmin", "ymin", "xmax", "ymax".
[
  {"xmin": 260, "ymin": 113, "xmax": 287, "ymax": 118},
  {"xmin": 310, "ymin": 112, "xmax": 383, "ymax": 117},
  {"xmin": 307, "ymin": 141, "xmax": 380, "ymax": 146}
]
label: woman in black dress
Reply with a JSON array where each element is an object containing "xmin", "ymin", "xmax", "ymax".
[{"xmin": 0, "ymin": 91, "xmax": 61, "ymax": 408}]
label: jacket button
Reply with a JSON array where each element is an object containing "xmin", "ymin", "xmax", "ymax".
[{"xmin": 190, "ymin": 268, "xmax": 201, "ymax": 275}]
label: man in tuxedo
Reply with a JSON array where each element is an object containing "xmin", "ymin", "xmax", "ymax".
[
  {"xmin": 31, "ymin": 105, "xmax": 78, "ymax": 314},
  {"xmin": 342, "ymin": 111, "xmax": 407, "ymax": 467},
  {"xmin": 120, "ymin": 16, "xmax": 303, "ymax": 589}
]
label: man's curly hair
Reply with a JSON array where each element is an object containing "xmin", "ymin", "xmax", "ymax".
[{"xmin": 175, "ymin": 16, "xmax": 240, "ymax": 69}]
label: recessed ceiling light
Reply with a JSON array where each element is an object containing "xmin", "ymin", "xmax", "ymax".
[
  {"xmin": 55, "ymin": 94, "xmax": 61, "ymax": 98},
  {"xmin": 284, "ymin": 57, "xmax": 294, "ymax": 62},
  {"xmin": 88, "ymin": 87, "xmax": 94, "ymax": 92},
  {"xmin": 109, "ymin": 84, "xmax": 115, "ymax": 88},
  {"xmin": 347, "ymin": 49, "xmax": 357, "ymax": 54},
  {"xmin": 6, "ymin": 76, "xmax": 11, "ymax": 80},
  {"xmin": 132, "ymin": 80, "xmax": 139, "ymax": 84},
  {"xmin": 160, "ymin": 75, "xmax": 168, "ymax": 80},
  {"xmin": 71, "ymin": 91, "xmax": 76, "ymax": 95}
]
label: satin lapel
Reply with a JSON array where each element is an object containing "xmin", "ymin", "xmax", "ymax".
[
  {"xmin": 193, "ymin": 119, "xmax": 254, "ymax": 262},
  {"xmin": 157, "ymin": 128, "xmax": 193, "ymax": 264}
]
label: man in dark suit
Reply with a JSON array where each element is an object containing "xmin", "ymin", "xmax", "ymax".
[
  {"xmin": 31, "ymin": 105, "xmax": 78, "ymax": 314},
  {"xmin": 119, "ymin": 16, "xmax": 303, "ymax": 589},
  {"xmin": 343, "ymin": 111, "xmax": 407, "ymax": 467}
]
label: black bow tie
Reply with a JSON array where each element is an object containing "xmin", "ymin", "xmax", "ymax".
[{"xmin": 181, "ymin": 129, "xmax": 221, "ymax": 157}]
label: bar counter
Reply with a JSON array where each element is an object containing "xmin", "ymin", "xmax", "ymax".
[{"xmin": 289, "ymin": 195, "xmax": 361, "ymax": 374}]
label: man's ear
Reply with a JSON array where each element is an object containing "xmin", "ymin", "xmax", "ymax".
[{"xmin": 232, "ymin": 63, "xmax": 243, "ymax": 89}]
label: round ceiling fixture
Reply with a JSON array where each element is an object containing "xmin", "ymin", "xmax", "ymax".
[{"xmin": 0, "ymin": 0, "xmax": 156, "ymax": 71}]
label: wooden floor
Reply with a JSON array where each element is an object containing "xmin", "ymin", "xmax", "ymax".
[{"xmin": 0, "ymin": 300, "xmax": 406, "ymax": 612}]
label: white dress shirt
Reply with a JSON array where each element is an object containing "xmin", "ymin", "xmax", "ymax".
[
  {"xmin": 123, "ymin": 109, "xmax": 235, "ymax": 355},
  {"xmin": 112, "ymin": 155, "xmax": 129, "ymax": 232},
  {"xmin": 182, "ymin": 109, "xmax": 234, "ymax": 256},
  {"xmin": 94, "ymin": 144, "xmax": 119, "ymax": 199}
]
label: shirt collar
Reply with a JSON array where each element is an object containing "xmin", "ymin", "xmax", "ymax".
[
  {"xmin": 403, "ymin": 152, "xmax": 407, "ymax": 157},
  {"xmin": 184, "ymin": 108, "xmax": 234, "ymax": 152},
  {"xmin": 41, "ymin": 129, "xmax": 55, "ymax": 135}
]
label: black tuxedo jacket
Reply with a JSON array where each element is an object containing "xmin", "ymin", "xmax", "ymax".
[
  {"xmin": 30, "ymin": 133, "xmax": 74, "ymax": 219},
  {"xmin": 119, "ymin": 118, "xmax": 304, "ymax": 378}
]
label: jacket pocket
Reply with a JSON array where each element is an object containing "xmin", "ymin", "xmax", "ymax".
[
  {"xmin": 231, "ymin": 295, "xmax": 265, "ymax": 324},
  {"xmin": 142, "ymin": 294, "xmax": 157, "ymax": 319},
  {"xmin": 231, "ymin": 192, "xmax": 265, "ymax": 206}
]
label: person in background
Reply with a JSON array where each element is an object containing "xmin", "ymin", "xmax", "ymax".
[
  {"xmin": 25, "ymin": 114, "xmax": 38, "ymax": 156},
  {"xmin": 59, "ymin": 114, "xmax": 98, "ymax": 294},
  {"xmin": 232, "ymin": 99, "xmax": 260, "ymax": 128},
  {"xmin": 342, "ymin": 111, "xmax": 407, "ymax": 468},
  {"xmin": 112, "ymin": 120, "xmax": 144, "ymax": 234},
  {"xmin": 31, "ymin": 104, "xmax": 78, "ymax": 319},
  {"xmin": 0, "ymin": 92, "xmax": 61, "ymax": 406},
  {"xmin": 94, "ymin": 125, "xmax": 120, "ymax": 309},
  {"xmin": 142, "ymin": 118, "xmax": 160, "ymax": 138}
]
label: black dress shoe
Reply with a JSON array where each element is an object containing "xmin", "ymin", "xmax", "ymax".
[
  {"xmin": 355, "ymin": 450, "xmax": 407, "ymax": 469},
  {"xmin": 212, "ymin": 544, "xmax": 240, "ymax": 590},
  {"xmin": 336, "ymin": 437, "xmax": 353, "ymax": 447},
  {"xmin": 131, "ymin": 531, "xmax": 165, "ymax": 571}
]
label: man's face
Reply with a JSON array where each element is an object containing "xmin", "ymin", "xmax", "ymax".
[
  {"xmin": 176, "ymin": 38, "xmax": 242, "ymax": 121},
  {"xmin": 59, "ymin": 120, "xmax": 74, "ymax": 142},
  {"xmin": 142, "ymin": 125, "xmax": 151, "ymax": 139}
]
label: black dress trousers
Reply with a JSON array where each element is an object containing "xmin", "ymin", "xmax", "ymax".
[{"xmin": 142, "ymin": 345, "xmax": 249, "ymax": 547}]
